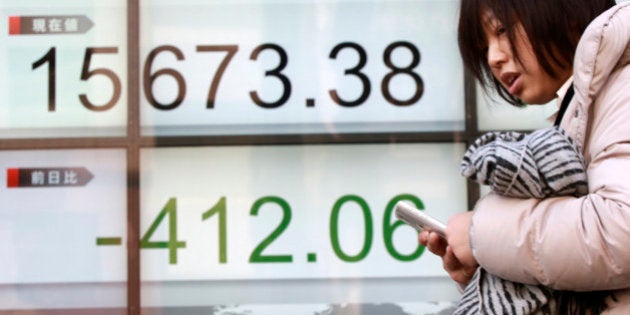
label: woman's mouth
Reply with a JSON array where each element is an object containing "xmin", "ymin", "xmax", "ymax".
[{"xmin": 501, "ymin": 72, "xmax": 522, "ymax": 95}]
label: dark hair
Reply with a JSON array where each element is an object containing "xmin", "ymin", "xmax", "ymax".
[{"xmin": 458, "ymin": 0, "xmax": 616, "ymax": 106}]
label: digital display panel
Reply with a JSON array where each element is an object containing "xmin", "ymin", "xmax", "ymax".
[
  {"xmin": 140, "ymin": 143, "xmax": 465, "ymax": 280},
  {"xmin": 0, "ymin": 0, "xmax": 127, "ymax": 139},
  {"xmin": 140, "ymin": 0, "xmax": 464, "ymax": 136},
  {"xmin": 0, "ymin": 149, "xmax": 127, "ymax": 310},
  {"xmin": 0, "ymin": 0, "xmax": 477, "ymax": 313}
]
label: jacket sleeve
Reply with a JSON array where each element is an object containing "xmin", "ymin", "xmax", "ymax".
[{"xmin": 470, "ymin": 68, "xmax": 630, "ymax": 291}]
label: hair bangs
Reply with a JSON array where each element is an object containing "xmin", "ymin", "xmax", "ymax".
[
  {"xmin": 458, "ymin": 0, "xmax": 522, "ymax": 105},
  {"xmin": 457, "ymin": 0, "xmax": 489, "ymax": 83}
]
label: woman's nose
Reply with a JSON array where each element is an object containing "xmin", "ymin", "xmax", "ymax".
[{"xmin": 487, "ymin": 40, "xmax": 508, "ymax": 69}]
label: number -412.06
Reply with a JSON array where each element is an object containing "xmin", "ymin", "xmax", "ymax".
[{"xmin": 140, "ymin": 194, "xmax": 428, "ymax": 265}]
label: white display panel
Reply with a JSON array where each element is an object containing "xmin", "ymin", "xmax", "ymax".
[
  {"xmin": 140, "ymin": 0, "xmax": 464, "ymax": 136},
  {"xmin": 0, "ymin": 149, "xmax": 127, "ymax": 284},
  {"xmin": 0, "ymin": 0, "xmax": 127, "ymax": 138},
  {"xmin": 140, "ymin": 143, "xmax": 466, "ymax": 282},
  {"xmin": 0, "ymin": 149, "xmax": 127, "ymax": 310}
]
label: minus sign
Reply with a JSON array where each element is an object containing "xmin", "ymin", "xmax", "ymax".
[{"xmin": 96, "ymin": 237, "xmax": 122, "ymax": 246}]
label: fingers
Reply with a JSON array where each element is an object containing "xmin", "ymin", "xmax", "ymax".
[
  {"xmin": 442, "ymin": 246, "xmax": 458, "ymax": 271},
  {"xmin": 419, "ymin": 230, "xmax": 476, "ymax": 285},
  {"xmin": 444, "ymin": 246, "xmax": 476, "ymax": 284},
  {"xmin": 418, "ymin": 230, "xmax": 429, "ymax": 245},
  {"xmin": 419, "ymin": 230, "xmax": 446, "ymax": 255},
  {"xmin": 427, "ymin": 231, "xmax": 447, "ymax": 256}
]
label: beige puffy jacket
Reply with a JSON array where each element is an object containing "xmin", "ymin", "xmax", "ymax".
[{"xmin": 469, "ymin": 2, "xmax": 630, "ymax": 313}]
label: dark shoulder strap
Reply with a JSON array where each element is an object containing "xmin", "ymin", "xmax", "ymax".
[{"xmin": 554, "ymin": 83, "xmax": 575, "ymax": 126}]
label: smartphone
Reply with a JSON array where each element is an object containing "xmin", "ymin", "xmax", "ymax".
[{"xmin": 395, "ymin": 201, "xmax": 446, "ymax": 238}]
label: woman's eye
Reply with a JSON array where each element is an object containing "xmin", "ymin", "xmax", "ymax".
[{"xmin": 496, "ymin": 26, "xmax": 506, "ymax": 35}]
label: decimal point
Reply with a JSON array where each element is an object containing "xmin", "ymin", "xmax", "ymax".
[
  {"xmin": 307, "ymin": 252, "xmax": 317, "ymax": 262},
  {"xmin": 306, "ymin": 98, "xmax": 315, "ymax": 107}
]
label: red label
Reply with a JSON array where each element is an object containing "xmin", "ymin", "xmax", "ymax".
[
  {"xmin": 7, "ymin": 168, "xmax": 19, "ymax": 187},
  {"xmin": 8, "ymin": 16, "xmax": 21, "ymax": 35}
]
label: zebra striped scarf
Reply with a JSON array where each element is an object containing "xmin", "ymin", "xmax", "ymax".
[
  {"xmin": 461, "ymin": 127, "xmax": 588, "ymax": 199},
  {"xmin": 455, "ymin": 126, "xmax": 588, "ymax": 315}
]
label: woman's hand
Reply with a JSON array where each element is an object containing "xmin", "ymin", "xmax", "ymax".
[{"xmin": 418, "ymin": 211, "xmax": 478, "ymax": 284}]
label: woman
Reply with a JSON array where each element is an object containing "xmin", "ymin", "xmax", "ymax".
[{"xmin": 419, "ymin": 0, "xmax": 630, "ymax": 313}]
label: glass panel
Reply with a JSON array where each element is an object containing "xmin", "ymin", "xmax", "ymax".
[
  {"xmin": 140, "ymin": 143, "xmax": 465, "ymax": 313},
  {"xmin": 140, "ymin": 0, "xmax": 464, "ymax": 136},
  {"xmin": 0, "ymin": 0, "xmax": 127, "ymax": 139},
  {"xmin": 0, "ymin": 149, "xmax": 127, "ymax": 312}
]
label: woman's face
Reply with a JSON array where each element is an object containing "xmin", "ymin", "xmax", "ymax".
[{"xmin": 481, "ymin": 9, "xmax": 572, "ymax": 104}]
